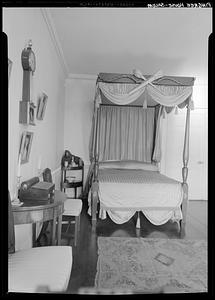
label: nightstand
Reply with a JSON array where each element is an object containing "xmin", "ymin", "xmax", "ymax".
[{"xmin": 60, "ymin": 164, "xmax": 84, "ymax": 199}]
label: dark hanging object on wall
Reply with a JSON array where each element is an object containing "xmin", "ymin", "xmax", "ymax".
[
  {"xmin": 21, "ymin": 39, "xmax": 36, "ymax": 101},
  {"xmin": 19, "ymin": 39, "xmax": 36, "ymax": 125}
]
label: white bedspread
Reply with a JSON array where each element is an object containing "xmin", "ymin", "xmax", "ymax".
[{"xmin": 88, "ymin": 168, "xmax": 183, "ymax": 225}]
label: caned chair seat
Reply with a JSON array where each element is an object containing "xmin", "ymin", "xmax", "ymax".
[
  {"xmin": 8, "ymin": 246, "xmax": 73, "ymax": 293},
  {"xmin": 62, "ymin": 199, "xmax": 82, "ymax": 247},
  {"xmin": 64, "ymin": 198, "xmax": 82, "ymax": 216}
]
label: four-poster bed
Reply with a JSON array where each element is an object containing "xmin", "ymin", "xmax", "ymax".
[{"xmin": 87, "ymin": 70, "xmax": 195, "ymax": 233}]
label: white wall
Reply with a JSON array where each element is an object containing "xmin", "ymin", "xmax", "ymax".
[
  {"xmin": 164, "ymin": 83, "xmax": 208, "ymax": 200},
  {"xmin": 64, "ymin": 75, "xmax": 97, "ymax": 186},
  {"xmin": 4, "ymin": 8, "xmax": 66, "ymax": 250}
]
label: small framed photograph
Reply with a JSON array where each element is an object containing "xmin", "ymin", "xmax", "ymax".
[
  {"xmin": 19, "ymin": 131, "xmax": 33, "ymax": 164},
  {"xmin": 29, "ymin": 102, "xmax": 36, "ymax": 125},
  {"xmin": 36, "ymin": 92, "xmax": 48, "ymax": 120}
]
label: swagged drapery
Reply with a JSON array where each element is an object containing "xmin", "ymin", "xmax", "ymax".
[
  {"xmin": 89, "ymin": 70, "xmax": 195, "ymax": 165},
  {"xmin": 96, "ymin": 81, "xmax": 193, "ymax": 109}
]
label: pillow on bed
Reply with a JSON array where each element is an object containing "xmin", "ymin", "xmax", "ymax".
[{"xmin": 99, "ymin": 160, "xmax": 159, "ymax": 171}]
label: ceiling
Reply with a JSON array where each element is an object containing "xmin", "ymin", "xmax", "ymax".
[{"xmin": 47, "ymin": 8, "xmax": 212, "ymax": 79}]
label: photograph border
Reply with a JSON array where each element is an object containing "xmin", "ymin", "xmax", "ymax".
[
  {"xmin": 19, "ymin": 131, "xmax": 33, "ymax": 164},
  {"xmin": 29, "ymin": 102, "xmax": 36, "ymax": 125},
  {"xmin": 36, "ymin": 92, "xmax": 48, "ymax": 120}
]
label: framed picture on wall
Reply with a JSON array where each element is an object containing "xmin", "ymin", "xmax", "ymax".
[
  {"xmin": 36, "ymin": 92, "xmax": 48, "ymax": 120},
  {"xmin": 19, "ymin": 131, "xmax": 33, "ymax": 164},
  {"xmin": 29, "ymin": 102, "xmax": 36, "ymax": 125}
]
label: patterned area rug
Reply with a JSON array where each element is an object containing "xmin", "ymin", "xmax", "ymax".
[{"xmin": 95, "ymin": 237, "xmax": 207, "ymax": 294}]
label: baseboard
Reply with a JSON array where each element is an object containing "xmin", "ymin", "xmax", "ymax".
[
  {"xmin": 189, "ymin": 199, "xmax": 207, "ymax": 201},
  {"xmin": 52, "ymin": 167, "xmax": 61, "ymax": 176}
]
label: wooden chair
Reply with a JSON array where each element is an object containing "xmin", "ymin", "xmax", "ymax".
[
  {"xmin": 42, "ymin": 168, "xmax": 82, "ymax": 247},
  {"xmin": 62, "ymin": 198, "xmax": 83, "ymax": 247},
  {"xmin": 8, "ymin": 191, "xmax": 73, "ymax": 293}
]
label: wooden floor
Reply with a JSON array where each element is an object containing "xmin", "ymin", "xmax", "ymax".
[{"xmin": 40, "ymin": 199, "xmax": 207, "ymax": 294}]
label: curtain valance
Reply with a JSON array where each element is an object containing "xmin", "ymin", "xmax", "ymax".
[
  {"xmin": 95, "ymin": 70, "xmax": 195, "ymax": 110},
  {"xmin": 96, "ymin": 82, "xmax": 193, "ymax": 109}
]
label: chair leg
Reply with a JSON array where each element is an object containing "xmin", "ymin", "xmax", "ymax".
[
  {"xmin": 74, "ymin": 216, "xmax": 79, "ymax": 247},
  {"xmin": 65, "ymin": 220, "xmax": 71, "ymax": 233},
  {"xmin": 78, "ymin": 214, "xmax": 81, "ymax": 231}
]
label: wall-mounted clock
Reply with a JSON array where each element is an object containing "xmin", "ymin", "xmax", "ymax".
[
  {"xmin": 19, "ymin": 40, "xmax": 36, "ymax": 125},
  {"xmin": 21, "ymin": 40, "xmax": 36, "ymax": 101}
]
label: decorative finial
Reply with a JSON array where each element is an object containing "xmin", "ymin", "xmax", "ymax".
[
  {"xmin": 25, "ymin": 39, "xmax": 32, "ymax": 49},
  {"xmin": 28, "ymin": 39, "xmax": 32, "ymax": 48},
  {"xmin": 133, "ymin": 69, "xmax": 143, "ymax": 79}
]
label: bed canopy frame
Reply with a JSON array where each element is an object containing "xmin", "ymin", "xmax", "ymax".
[{"xmin": 89, "ymin": 69, "xmax": 195, "ymax": 232}]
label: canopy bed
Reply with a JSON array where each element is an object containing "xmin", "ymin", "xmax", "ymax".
[{"xmin": 87, "ymin": 69, "xmax": 195, "ymax": 234}]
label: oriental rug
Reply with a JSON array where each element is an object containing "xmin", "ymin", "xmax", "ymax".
[{"xmin": 95, "ymin": 237, "xmax": 207, "ymax": 294}]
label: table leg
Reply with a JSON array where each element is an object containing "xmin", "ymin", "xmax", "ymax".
[
  {"xmin": 75, "ymin": 187, "xmax": 77, "ymax": 198},
  {"xmin": 74, "ymin": 216, "xmax": 79, "ymax": 247},
  {"xmin": 57, "ymin": 214, "xmax": 62, "ymax": 245},
  {"xmin": 32, "ymin": 223, "xmax": 37, "ymax": 247},
  {"xmin": 51, "ymin": 210, "xmax": 57, "ymax": 246}
]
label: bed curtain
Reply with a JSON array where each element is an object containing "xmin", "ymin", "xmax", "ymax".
[{"xmin": 98, "ymin": 106, "xmax": 156, "ymax": 162}]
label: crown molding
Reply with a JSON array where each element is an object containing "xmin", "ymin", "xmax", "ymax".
[{"xmin": 40, "ymin": 8, "xmax": 69, "ymax": 77}]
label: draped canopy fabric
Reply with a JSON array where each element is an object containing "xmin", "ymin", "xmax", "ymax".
[
  {"xmin": 89, "ymin": 71, "xmax": 195, "ymax": 165},
  {"xmin": 96, "ymin": 81, "xmax": 194, "ymax": 109}
]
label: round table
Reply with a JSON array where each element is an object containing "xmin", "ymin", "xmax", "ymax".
[{"xmin": 12, "ymin": 190, "xmax": 66, "ymax": 246}]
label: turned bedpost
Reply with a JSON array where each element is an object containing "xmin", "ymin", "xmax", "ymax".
[
  {"xmin": 91, "ymin": 180, "xmax": 99, "ymax": 231},
  {"xmin": 91, "ymin": 106, "xmax": 100, "ymax": 230},
  {"xmin": 94, "ymin": 106, "xmax": 100, "ymax": 180},
  {"xmin": 181, "ymin": 106, "xmax": 190, "ymax": 230}
]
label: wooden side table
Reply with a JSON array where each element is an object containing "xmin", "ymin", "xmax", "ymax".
[
  {"xmin": 61, "ymin": 165, "xmax": 84, "ymax": 198},
  {"xmin": 12, "ymin": 190, "xmax": 66, "ymax": 247}
]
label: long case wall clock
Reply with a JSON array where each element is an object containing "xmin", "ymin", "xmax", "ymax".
[{"xmin": 19, "ymin": 40, "xmax": 36, "ymax": 126}]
